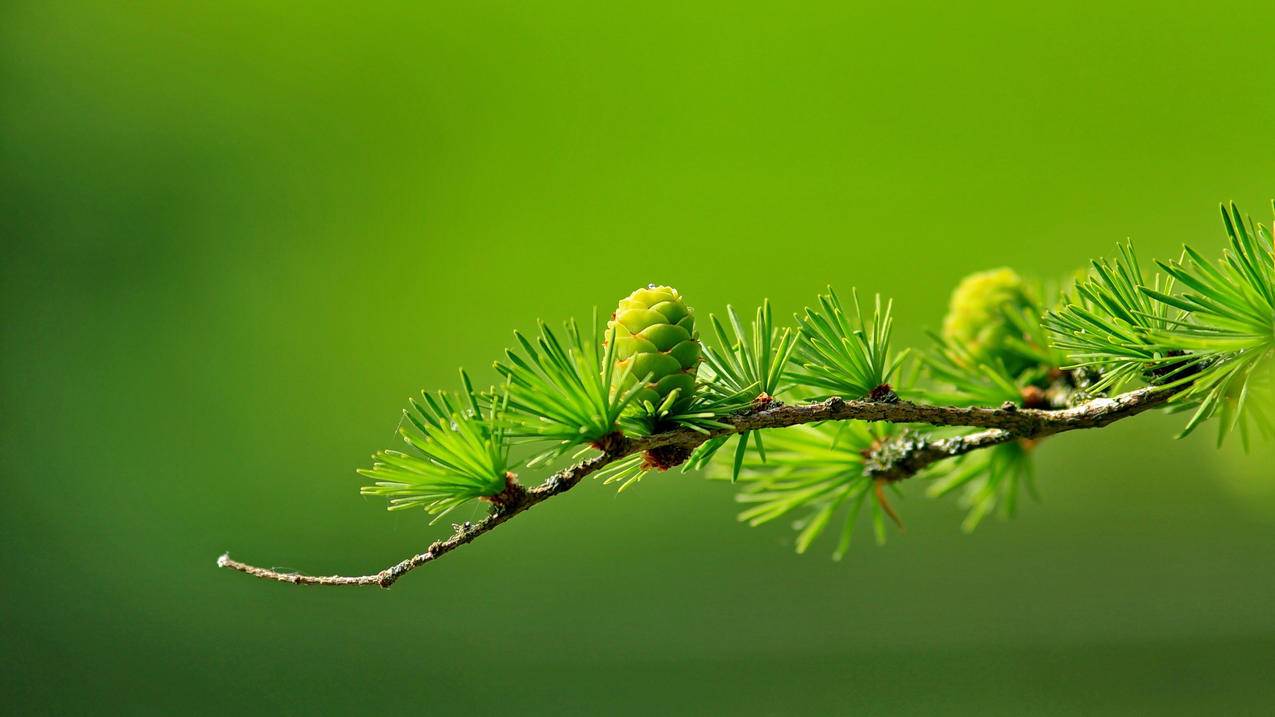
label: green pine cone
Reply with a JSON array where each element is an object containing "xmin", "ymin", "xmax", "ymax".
[
  {"xmin": 942, "ymin": 268, "xmax": 1035, "ymax": 375},
  {"xmin": 607, "ymin": 284, "xmax": 700, "ymax": 411}
]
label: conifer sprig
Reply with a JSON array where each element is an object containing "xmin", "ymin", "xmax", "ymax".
[
  {"xmin": 725, "ymin": 422, "xmax": 904, "ymax": 558},
  {"xmin": 494, "ymin": 315, "xmax": 645, "ymax": 466},
  {"xmin": 1044, "ymin": 241, "xmax": 1184, "ymax": 394},
  {"xmin": 701, "ymin": 301, "xmax": 796, "ymax": 402},
  {"xmin": 792, "ymin": 288, "xmax": 906, "ymax": 400},
  {"xmin": 358, "ymin": 370, "xmax": 511, "ymax": 522},
  {"xmin": 926, "ymin": 441, "xmax": 1035, "ymax": 533},
  {"xmin": 1046, "ymin": 202, "xmax": 1275, "ymax": 444},
  {"xmin": 1148, "ymin": 203, "xmax": 1274, "ymax": 443},
  {"xmin": 684, "ymin": 301, "xmax": 798, "ymax": 481},
  {"xmin": 915, "ymin": 331, "xmax": 1025, "ymax": 407}
]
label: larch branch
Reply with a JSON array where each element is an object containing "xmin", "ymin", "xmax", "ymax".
[{"xmin": 218, "ymin": 385, "xmax": 1173, "ymax": 588}]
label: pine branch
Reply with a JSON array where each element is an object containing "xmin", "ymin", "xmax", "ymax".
[{"xmin": 217, "ymin": 385, "xmax": 1173, "ymax": 588}]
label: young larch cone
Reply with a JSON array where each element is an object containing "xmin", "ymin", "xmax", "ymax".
[
  {"xmin": 607, "ymin": 284, "xmax": 701, "ymax": 412},
  {"xmin": 941, "ymin": 268, "xmax": 1036, "ymax": 376}
]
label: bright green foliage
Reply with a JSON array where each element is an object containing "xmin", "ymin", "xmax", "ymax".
[
  {"xmin": 683, "ymin": 300, "xmax": 798, "ymax": 482},
  {"xmin": 942, "ymin": 268, "xmax": 1038, "ymax": 376},
  {"xmin": 927, "ymin": 441, "xmax": 1035, "ymax": 533},
  {"xmin": 1045, "ymin": 242, "xmax": 1183, "ymax": 394},
  {"xmin": 917, "ymin": 329, "xmax": 1029, "ymax": 407},
  {"xmin": 595, "ymin": 453, "xmax": 648, "ymax": 492},
  {"xmin": 494, "ymin": 315, "xmax": 646, "ymax": 466},
  {"xmin": 1149, "ymin": 203, "xmax": 1275, "ymax": 443},
  {"xmin": 701, "ymin": 300, "xmax": 796, "ymax": 401},
  {"xmin": 793, "ymin": 287, "xmax": 907, "ymax": 399},
  {"xmin": 359, "ymin": 370, "xmax": 510, "ymax": 522},
  {"xmin": 725, "ymin": 422, "xmax": 904, "ymax": 559},
  {"xmin": 620, "ymin": 381, "xmax": 754, "ymax": 438},
  {"xmin": 607, "ymin": 285, "xmax": 701, "ymax": 414},
  {"xmin": 1046, "ymin": 202, "xmax": 1275, "ymax": 445}
]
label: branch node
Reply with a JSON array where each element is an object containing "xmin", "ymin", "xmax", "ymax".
[
  {"xmin": 642, "ymin": 444, "xmax": 694, "ymax": 471},
  {"xmin": 590, "ymin": 431, "xmax": 626, "ymax": 455},
  {"xmin": 484, "ymin": 472, "xmax": 527, "ymax": 512},
  {"xmin": 868, "ymin": 383, "xmax": 900, "ymax": 403}
]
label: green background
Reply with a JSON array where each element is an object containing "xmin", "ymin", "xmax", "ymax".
[{"xmin": 3, "ymin": 1, "xmax": 1274, "ymax": 714}]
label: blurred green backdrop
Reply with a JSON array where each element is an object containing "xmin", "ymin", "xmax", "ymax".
[{"xmin": 3, "ymin": 1, "xmax": 1274, "ymax": 714}]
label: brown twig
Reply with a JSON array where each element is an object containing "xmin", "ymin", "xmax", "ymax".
[{"xmin": 218, "ymin": 386, "xmax": 1173, "ymax": 588}]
